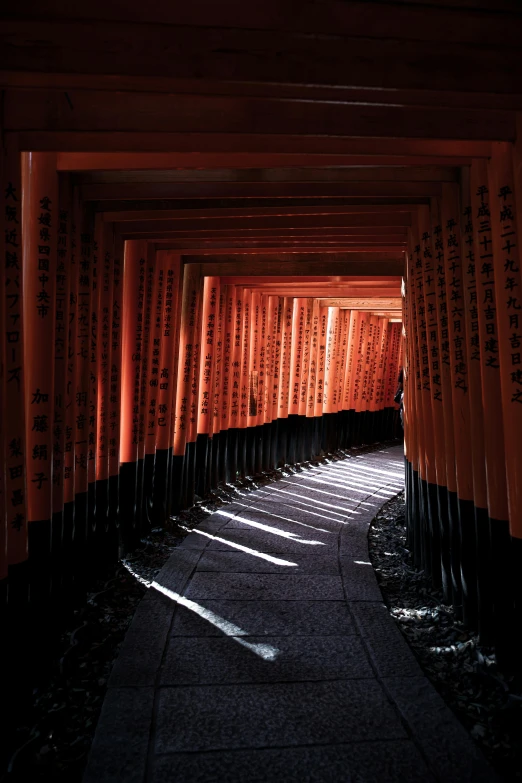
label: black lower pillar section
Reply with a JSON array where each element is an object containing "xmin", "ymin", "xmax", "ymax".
[
  {"xmin": 475, "ymin": 505, "xmax": 494, "ymax": 644},
  {"xmin": 73, "ymin": 490, "xmax": 89, "ymax": 600},
  {"xmin": 119, "ymin": 461, "xmax": 137, "ymax": 553},
  {"xmin": 183, "ymin": 441, "xmax": 197, "ymax": 508},
  {"xmin": 227, "ymin": 428, "xmax": 238, "ymax": 483},
  {"xmin": 254, "ymin": 425, "xmax": 264, "ymax": 474},
  {"xmin": 28, "ymin": 518, "xmax": 52, "ymax": 609},
  {"xmin": 152, "ymin": 449, "xmax": 169, "ymax": 525},
  {"xmin": 141, "ymin": 454, "xmax": 155, "ymax": 530},
  {"xmin": 169, "ymin": 454, "xmax": 185, "ymax": 516},
  {"xmin": 458, "ymin": 497, "xmax": 479, "ymax": 632},
  {"xmin": 490, "ymin": 518, "xmax": 516, "ymax": 669},
  {"xmin": 195, "ymin": 433, "xmax": 209, "ymax": 498},
  {"xmin": 269, "ymin": 420, "xmax": 279, "ymax": 471},
  {"xmin": 436, "ymin": 483, "xmax": 452, "ymax": 604},
  {"xmin": 447, "ymin": 490, "xmax": 463, "ymax": 619},
  {"xmin": 50, "ymin": 508, "xmax": 64, "ymax": 602},
  {"xmin": 210, "ymin": 434, "xmax": 219, "ymax": 490},
  {"xmin": 277, "ymin": 418, "xmax": 288, "ymax": 467},
  {"xmin": 287, "ymin": 415, "xmax": 298, "ymax": 465},
  {"xmin": 237, "ymin": 428, "xmax": 247, "ymax": 478},
  {"xmin": 427, "ymin": 482, "xmax": 442, "ymax": 590},
  {"xmin": 60, "ymin": 500, "xmax": 75, "ymax": 607},
  {"xmin": 245, "ymin": 427, "xmax": 255, "ymax": 476},
  {"xmin": 136, "ymin": 458, "xmax": 145, "ymax": 535},
  {"xmin": 218, "ymin": 430, "xmax": 228, "ymax": 484},
  {"xmin": 262, "ymin": 423, "xmax": 272, "ymax": 471}
]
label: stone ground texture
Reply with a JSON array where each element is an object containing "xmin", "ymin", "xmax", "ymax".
[{"xmin": 84, "ymin": 445, "xmax": 498, "ymax": 783}]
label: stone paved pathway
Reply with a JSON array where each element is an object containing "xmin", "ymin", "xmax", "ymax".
[{"xmin": 85, "ymin": 445, "xmax": 497, "ymax": 782}]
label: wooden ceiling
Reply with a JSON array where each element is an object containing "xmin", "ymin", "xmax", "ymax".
[{"xmin": 2, "ymin": 0, "xmax": 521, "ymax": 317}]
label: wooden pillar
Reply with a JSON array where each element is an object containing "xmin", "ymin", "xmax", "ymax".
[{"xmin": 1, "ymin": 137, "xmax": 28, "ymax": 604}]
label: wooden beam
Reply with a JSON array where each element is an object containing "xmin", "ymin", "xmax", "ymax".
[
  {"xmin": 4, "ymin": 90, "xmax": 514, "ymax": 140},
  {"xmin": 57, "ymin": 152, "xmax": 478, "ymax": 171},
  {"xmin": 114, "ymin": 213, "xmax": 412, "ymax": 232},
  {"xmin": 82, "ymin": 182, "xmax": 442, "ymax": 200},
  {"xmin": 132, "ymin": 244, "xmax": 407, "ymax": 253},
  {"xmin": 217, "ymin": 276, "xmax": 403, "ymax": 285},
  {"xmin": 75, "ymin": 167, "xmax": 458, "ymax": 184},
  {"xmin": 317, "ymin": 298, "xmax": 402, "ymax": 309},
  {"xmin": 2, "ymin": 17, "xmax": 522, "ymax": 97},
  {"xmin": 187, "ymin": 259, "xmax": 405, "ymax": 276},
  {"xmin": 105, "ymin": 204, "xmax": 413, "ymax": 223},
  {"xmin": 11, "ymin": 132, "xmax": 493, "ymax": 156},
  {"xmin": 2, "ymin": 2, "xmax": 521, "ymax": 44}
]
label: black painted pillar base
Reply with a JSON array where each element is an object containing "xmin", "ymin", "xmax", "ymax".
[
  {"xmin": 237, "ymin": 428, "xmax": 247, "ymax": 478},
  {"xmin": 447, "ymin": 489, "xmax": 463, "ymax": 620},
  {"xmin": 119, "ymin": 462, "xmax": 138, "ymax": 553},
  {"xmin": 458, "ymin": 497, "xmax": 479, "ymax": 632},
  {"xmin": 427, "ymin": 482, "xmax": 442, "ymax": 590},
  {"xmin": 217, "ymin": 430, "xmax": 228, "ymax": 485},
  {"xmin": 152, "ymin": 449, "xmax": 169, "ymax": 525},
  {"xmin": 489, "ymin": 518, "xmax": 515, "ymax": 669},
  {"xmin": 168, "ymin": 454, "xmax": 185, "ymax": 517},
  {"xmin": 277, "ymin": 418, "xmax": 288, "ymax": 467},
  {"xmin": 286, "ymin": 415, "xmax": 298, "ymax": 466},
  {"xmin": 227, "ymin": 428, "xmax": 238, "ymax": 483},
  {"xmin": 254, "ymin": 425, "xmax": 264, "ymax": 474},
  {"xmin": 184, "ymin": 441, "xmax": 197, "ymax": 508},
  {"xmin": 475, "ymin": 506, "xmax": 494, "ymax": 644},
  {"xmin": 262, "ymin": 423, "xmax": 272, "ymax": 472},
  {"xmin": 195, "ymin": 433, "xmax": 209, "ymax": 498},
  {"xmin": 436, "ymin": 483, "xmax": 452, "ymax": 604}
]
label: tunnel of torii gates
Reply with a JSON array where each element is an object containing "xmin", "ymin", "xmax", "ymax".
[{"xmin": 3, "ymin": 143, "xmax": 522, "ymax": 670}]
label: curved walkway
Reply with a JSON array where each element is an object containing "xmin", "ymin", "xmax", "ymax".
[{"xmin": 85, "ymin": 445, "xmax": 496, "ymax": 783}]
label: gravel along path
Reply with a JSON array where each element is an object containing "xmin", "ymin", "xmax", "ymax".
[{"xmin": 369, "ymin": 493, "xmax": 522, "ymax": 782}]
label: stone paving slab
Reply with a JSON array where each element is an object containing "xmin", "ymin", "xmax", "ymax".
[
  {"xmin": 169, "ymin": 599, "xmax": 357, "ymax": 637},
  {"xmin": 154, "ymin": 679, "xmax": 407, "ymax": 753},
  {"xmin": 151, "ymin": 740, "xmax": 435, "ymax": 783},
  {"xmin": 160, "ymin": 634, "xmax": 373, "ymax": 685},
  {"xmin": 184, "ymin": 572, "xmax": 345, "ymax": 601},
  {"xmin": 196, "ymin": 550, "xmax": 341, "ymax": 573},
  {"xmin": 84, "ymin": 445, "xmax": 498, "ymax": 783}
]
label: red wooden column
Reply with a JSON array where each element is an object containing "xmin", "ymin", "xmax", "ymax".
[
  {"xmin": 407, "ymin": 231, "xmax": 427, "ymax": 570},
  {"xmin": 196, "ymin": 276, "xmax": 219, "ymax": 495},
  {"xmin": 469, "ymin": 161, "xmax": 509, "ymax": 589},
  {"xmin": 287, "ymin": 297, "xmax": 305, "ymax": 462},
  {"xmin": 306, "ymin": 300, "xmax": 320, "ymax": 456},
  {"xmin": 22, "ymin": 152, "xmax": 58, "ymax": 600},
  {"xmin": 238, "ymin": 287, "xmax": 252, "ymax": 476},
  {"xmin": 411, "ymin": 217, "xmax": 438, "ymax": 581},
  {"xmin": 323, "ymin": 306, "xmax": 340, "ymax": 452},
  {"xmin": 488, "ymin": 142, "xmax": 522, "ymax": 659},
  {"xmin": 119, "ymin": 240, "xmax": 147, "ymax": 546},
  {"xmin": 52, "ymin": 174, "xmax": 71, "ymax": 558},
  {"xmin": 172, "ymin": 263, "xmax": 202, "ymax": 510},
  {"xmin": 441, "ymin": 182, "xmax": 476, "ymax": 622},
  {"xmin": 459, "ymin": 170, "xmax": 490, "ymax": 634},
  {"xmin": 1, "ymin": 137, "xmax": 28, "ymax": 602},
  {"xmin": 154, "ymin": 251, "xmax": 181, "ymax": 523},
  {"xmin": 297, "ymin": 298, "xmax": 313, "ymax": 460},
  {"xmin": 94, "ymin": 220, "xmax": 113, "ymax": 537},
  {"xmin": 344, "ymin": 310, "xmax": 360, "ymax": 446},
  {"xmin": 108, "ymin": 235, "xmax": 124, "ymax": 528},
  {"xmin": 418, "ymin": 206, "xmax": 445, "ymax": 589},
  {"xmin": 228, "ymin": 287, "xmax": 242, "ymax": 434},
  {"xmin": 278, "ymin": 297, "xmax": 293, "ymax": 466},
  {"xmin": 430, "ymin": 198, "xmax": 459, "ymax": 600},
  {"xmin": 211, "ymin": 283, "xmax": 226, "ymax": 486}
]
